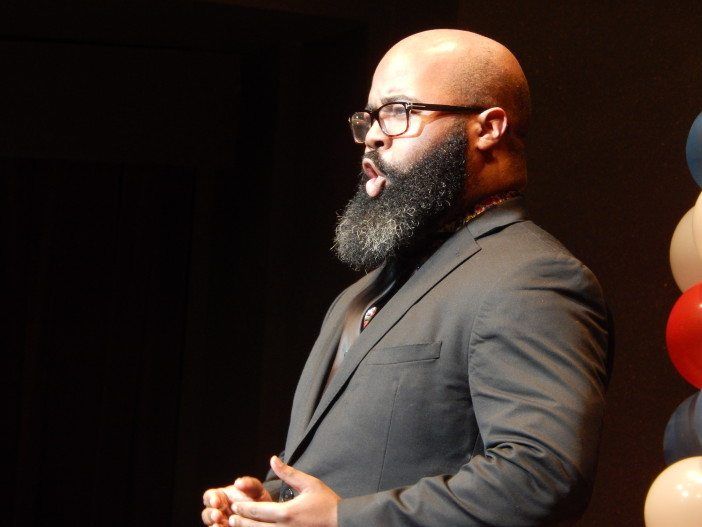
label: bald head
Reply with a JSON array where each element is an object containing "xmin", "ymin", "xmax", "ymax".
[{"xmin": 376, "ymin": 29, "xmax": 530, "ymax": 141}]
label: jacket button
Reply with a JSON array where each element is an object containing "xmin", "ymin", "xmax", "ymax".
[{"xmin": 279, "ymin": 485, "xmax": 296, "ymax": 502}]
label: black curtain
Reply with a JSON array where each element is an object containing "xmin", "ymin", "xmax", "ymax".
[{"xmin": 3, "ymin": 5, "xmax": 366, "ymax": 525}]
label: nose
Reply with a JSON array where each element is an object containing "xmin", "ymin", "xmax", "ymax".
[{"xmin": 364, "ymin": 119, "xmax": 390, "ymax": 150}]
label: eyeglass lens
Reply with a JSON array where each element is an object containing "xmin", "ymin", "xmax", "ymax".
[
  {"xmin": 378, "ymin": 103, "xmax": 408, "ymax": 135},
  {"xmin": 349, "ymin": 103, "xmax": 409, "ymax": 143},
  {"xmin": 349, "ymin": 112, "xmax": 372, "ymax": 143}
]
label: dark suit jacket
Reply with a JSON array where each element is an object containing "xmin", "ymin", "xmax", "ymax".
[{"xmin": 265, "ymin": 198, "xmax": 610, "ymax": 526}]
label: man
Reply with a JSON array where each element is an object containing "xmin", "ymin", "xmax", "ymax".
[{"xmin": 202, "ymin": 29, "xmax": 610, "ymax": 527}]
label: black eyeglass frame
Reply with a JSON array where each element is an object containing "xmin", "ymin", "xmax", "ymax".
[{"xmin": 348, "ymin": 101, "xmax": 486, "ymax": 143}]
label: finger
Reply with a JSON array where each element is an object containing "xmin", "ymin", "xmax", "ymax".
[
  {"xmin": 223, "ymin": 485, "xmax": 255, "ymax": 503},
  {"xmin": 201, "ymin": 507, "xmax": 229, "ymax": 526},
  {"xmin": 233, "ymin": 477, "xmax": 268, "ymax": 500},
  {"xmin": 269, "ymin": 455, "xmax": 317, "ymax": 493},
  {"xmin": 232, "ymin": 501, "xmax": 287, "ymax": 523},
  {"xmin": 203, "ymin": 488, "xmax": 232, "ymax": 511},
  {"xmin": 228, "ymin": 514, "xmax": 275, "ymax": 527}
]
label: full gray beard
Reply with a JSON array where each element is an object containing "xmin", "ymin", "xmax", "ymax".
[{"xmin": 333, "ymin": 130, "xmax": 467, "ymax": 271}]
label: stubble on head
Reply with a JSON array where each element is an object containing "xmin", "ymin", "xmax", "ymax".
[{"xmin": 333, "ymin": 127, "xmax": 468, "ymax": 271}]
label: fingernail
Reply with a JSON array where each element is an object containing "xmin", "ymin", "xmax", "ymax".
[{"xmin": 231, "ymin": 504, "xmax": 238, "ymax": 515}]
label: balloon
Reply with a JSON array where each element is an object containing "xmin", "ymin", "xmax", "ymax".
[
  {"xmin": 666, "ymin": 283, "xmax": 702, "ymax": 388},
  {"xmin": 687, "ymin": 111, "xmax": 702, "ymax": 187},
  {"xmin": 664, "ymin": 391, "xmax": 702, "ymax": 465},
  {"xmin": 669, "ymin": 208, "xmax": 702, "ymax": 292},
  {"xmin": 692, "ymin": 192, "xmax": 702, "ymax": 261},
  {"xmin": 644, "ymin": 456, "xmax": 702, "ymax": 527},
  {"xmin": 644, "ymin": 456, "xmax": 702, "ymax": 526}
]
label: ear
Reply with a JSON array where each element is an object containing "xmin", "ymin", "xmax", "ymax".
[{"xmin": 474, "ymin": 107, "xmax": 508, "ymax": 152}]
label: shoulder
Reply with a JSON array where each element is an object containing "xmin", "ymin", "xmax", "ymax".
[
  {"xmin": 473, "ymin": 220, "xmax": 604, "ymax": 299},
  {"xmin": 479, "ymin": 219, "xmax": 579, "ymax": 265}
]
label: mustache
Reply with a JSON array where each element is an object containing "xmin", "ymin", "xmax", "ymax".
[{"xmin": 361, "ymin": 151, "xmax": 393, "ymax": 182}]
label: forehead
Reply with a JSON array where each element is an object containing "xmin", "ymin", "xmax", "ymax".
[{"xmin": 367, "ymin": 49, "xmax": 453, "ymax": 106}]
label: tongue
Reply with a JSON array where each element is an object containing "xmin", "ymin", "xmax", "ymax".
[{"xmin": 366, "ymin": 175, "xmax": 387, "ymax": 197}]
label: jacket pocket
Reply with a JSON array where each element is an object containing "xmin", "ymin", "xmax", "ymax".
[{"xmin": 366, "ymin": 342, "xmax": 442, "ymax": 365}]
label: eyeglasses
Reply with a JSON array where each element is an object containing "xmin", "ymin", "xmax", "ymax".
[{"xmin": 348, "ymin": 101, "xmax": 485, "ymax": 143}]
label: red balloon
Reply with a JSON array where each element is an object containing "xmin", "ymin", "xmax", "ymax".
[{"xmin": 667, "ymin": 282, "xmax": 702, "ymax": 388}]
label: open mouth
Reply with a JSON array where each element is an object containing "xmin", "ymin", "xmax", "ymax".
[{"xmin": 362, "ymin": 159, "xmax": 388, "ymax": 198}]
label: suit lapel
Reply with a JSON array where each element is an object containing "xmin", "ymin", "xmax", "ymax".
[
  {"xmin": 284, "ymin": 266, "xmax": 382, "ymax": 458},
  {"xmin": 285, "ymin": 197, "xmax": 529, "ymax": 464},
  {"xmin": 285, "ymin": 230, "xmax": 481, "ymax": 464}
]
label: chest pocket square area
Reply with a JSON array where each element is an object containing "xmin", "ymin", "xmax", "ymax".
[{"xmin": 366, "ymin": 342, "xmax": 442, "ymax": 365}]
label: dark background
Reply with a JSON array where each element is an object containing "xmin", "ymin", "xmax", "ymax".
[{"xmin": 4, "ymin": 1, "xmax": 702, "ymax": 525}]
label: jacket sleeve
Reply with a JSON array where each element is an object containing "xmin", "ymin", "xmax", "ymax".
[{"xmin": 337, "ymin": 254, "xmax": 610, "ymax": 526}]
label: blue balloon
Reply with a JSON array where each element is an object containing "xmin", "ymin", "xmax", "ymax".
[
  {"xmin": 687, "ymin": 112, "xmax": 702, "ymax": 187},
  {"xmin": 664, "ymin": 390, "xmax": 702, "ymax": 465}
]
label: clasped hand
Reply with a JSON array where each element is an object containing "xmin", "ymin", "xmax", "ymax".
[{"xmin": 202, "ymin": 456, "xmax": 340, "ymax": 527}]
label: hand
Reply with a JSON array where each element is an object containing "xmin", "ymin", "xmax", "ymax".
[
  {"xmin": 202, "ymin": 475, "xmax": 273, "ymax": 526},
  {"xmin": 229, "ymin": 456, "xmax": 341, "ymax": 527}
]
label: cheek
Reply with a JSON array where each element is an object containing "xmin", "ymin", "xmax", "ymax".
[
  {"xmin": 388, "ymin": 116, "xmax": 454, "ymax": 161},
  {"xmin": 382, "ymin": 134, "xmax": 433, "ymax": 171}
]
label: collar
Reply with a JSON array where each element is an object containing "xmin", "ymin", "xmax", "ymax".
[
  {"xmin": 465, "ymin": 193, "xmax": 528, "ymax": 239},
  {"xmin": 441, "ymin": 190, "xmax": 523, "ymax": 233}
]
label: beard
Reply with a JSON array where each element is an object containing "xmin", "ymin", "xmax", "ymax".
[{"xmin": 333, "ymin": 128, "xmax": 468, "ymax": 271}]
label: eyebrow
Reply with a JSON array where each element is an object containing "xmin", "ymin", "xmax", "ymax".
[{"xmin": 364, "ymin": 95, "xmax": 419, "ymax": 111}]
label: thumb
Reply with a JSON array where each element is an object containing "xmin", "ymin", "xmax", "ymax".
[{"xmin": 270, "ymin": 455, "xmax": 317, "ymax": 493}]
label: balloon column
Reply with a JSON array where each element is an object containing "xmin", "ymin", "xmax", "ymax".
[{"xmin": 644, "ymin": 112, "xmax": 702, "ymax": 526}]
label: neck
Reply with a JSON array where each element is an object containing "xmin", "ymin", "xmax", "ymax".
[{"xmin": 465, "ymin": 151, "xmax": 527, "ymax": 209}]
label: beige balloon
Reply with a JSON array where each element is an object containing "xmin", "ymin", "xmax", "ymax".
[
  {"xmin": 693, "ymin": 191, "xmax": 702, "ymax": 261},
  {"xmin": 670, "ymin": 208, "xmax": 702, "ymax": 292},
  {"xmin": 644, "ymin": 456, "xmax": 702, "ymax": 526}
]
